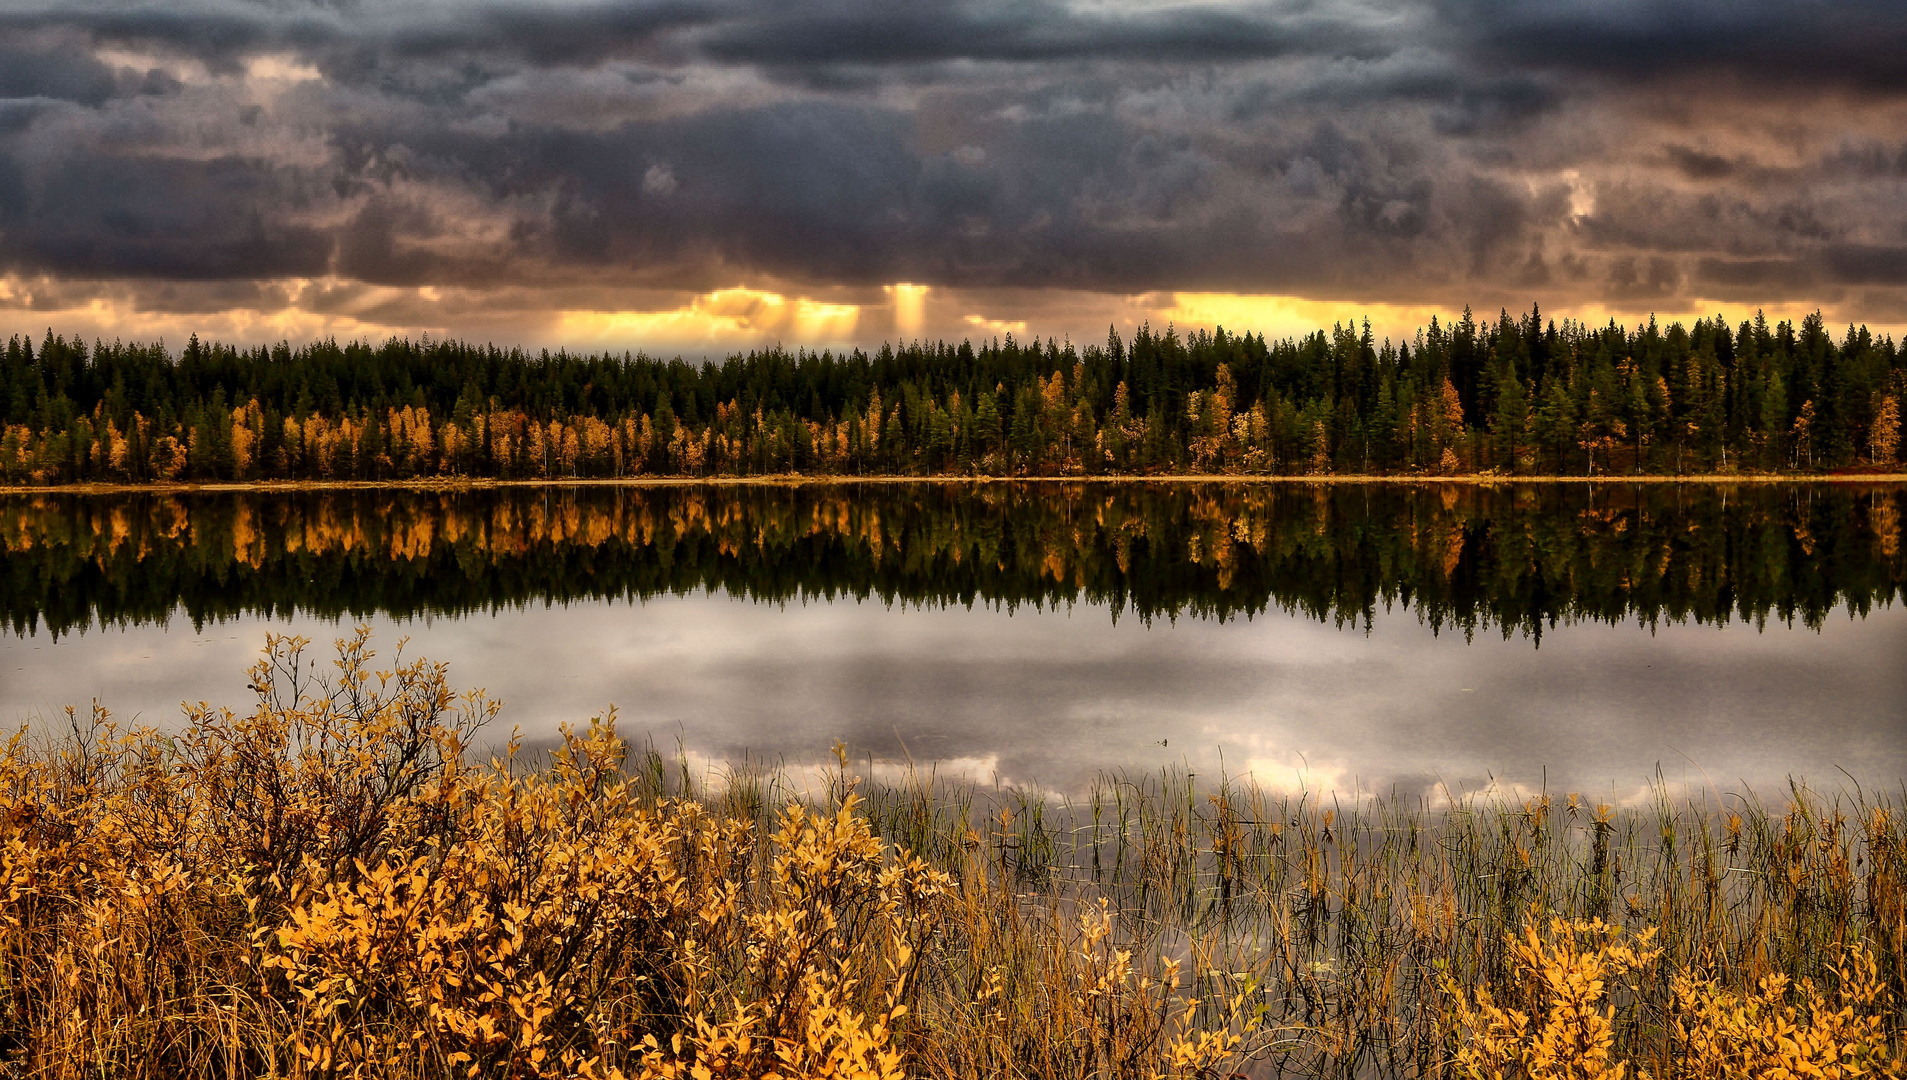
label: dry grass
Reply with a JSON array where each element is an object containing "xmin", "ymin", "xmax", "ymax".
[{"xmin": 0, "ymin": 631, "xmax": 1899, "ymax": 1077}]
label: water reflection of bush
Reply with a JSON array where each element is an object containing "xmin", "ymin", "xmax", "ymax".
[{"xmin": 1, "ymin": 482, "xmax": 1901, "ymax": 641}]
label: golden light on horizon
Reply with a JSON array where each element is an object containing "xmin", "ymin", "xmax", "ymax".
[
  {"xmin": 6, "ymin": 272, "xmax": 1902, "ymax": 357},
  {"xmin": 1159, "ymin": 293, "xmax": 1455, "ymax": 345},
  {"xmin": 0, "ymin": 275, "xmax": 435, "ymax": 345},
  {"xmin": 1558, "ymin": 301, "xmax": 1800, "ymax": 334},
  {"xmin": 1153, "ymin": 292, "xmax": 1853, "ymax": 347},
  {"xmin": 962, "ymin": 313, "xmax": 1029, "ymax": 338},
  {"xmin": 556, "ymin": 287, "xmax": 861, "ymax": 350}
]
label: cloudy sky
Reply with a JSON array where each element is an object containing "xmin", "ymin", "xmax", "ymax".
[{"xmin": 2, "ymin": 0, "xmax": 1905, "ymax": 353}]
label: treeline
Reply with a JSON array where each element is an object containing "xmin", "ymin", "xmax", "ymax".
[
  {"xmin": 2, "ymin": 306, "xmax": 1902, "ymax": 483},
  {"xmin": 4, "ymin": 483, "xmax": 1899, "ymax": 640}
]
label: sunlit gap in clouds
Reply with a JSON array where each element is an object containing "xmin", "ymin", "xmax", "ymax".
[
  {"xmin": 6, "ymin": 272, "xmax": 1902, "ymax": 357},
  {"xmin": 556, "ymin": 288, "xmax": 862, "ymax": 353},
  {"xmin": 886, "ymin": 283, "xmax": 929, "ymax": 339},
  {"xmin": 0, "ymin": 275, "xmax": 450, "ymax": 347}
]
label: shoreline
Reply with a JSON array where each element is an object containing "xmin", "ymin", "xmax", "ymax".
[{"xmin": 2, "ymin": 471, "xmax": 1906, "ymax": 495}]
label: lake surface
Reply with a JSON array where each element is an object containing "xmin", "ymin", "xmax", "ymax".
[{"xmin": 2, "ymin": 482, "xmax": 1902, "ymax": 798}]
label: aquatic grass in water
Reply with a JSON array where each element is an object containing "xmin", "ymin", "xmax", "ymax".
[{"xmin": 0, "ymin": 631, "xmax": 1898, "ymax": 1077}]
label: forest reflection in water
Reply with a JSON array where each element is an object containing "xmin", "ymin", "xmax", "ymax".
[
  {"xmin": 3, "ymin": 480, "xmax": 1903, "ymax": 637},
  {"xmin": 0, "ymin": 481, "xmax": 1902, "ymax": 796}
]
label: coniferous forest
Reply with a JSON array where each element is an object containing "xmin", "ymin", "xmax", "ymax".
[{"xmin": 2, "ymin": 306, "xmax": 1902, "ymax": 484}]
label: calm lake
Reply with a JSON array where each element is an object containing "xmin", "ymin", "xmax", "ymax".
[{"xmin": 3, "ymin": 481, "xmax": 1902, "ymax": 798}]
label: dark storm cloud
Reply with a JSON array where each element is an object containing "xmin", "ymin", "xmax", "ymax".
[
  {"xmin": 319, "ymin": 99, "xmax": 930, "ymax": 288},
  {"xmin": 1662, "ymin": 145, "xmax": 1736, "ymax": 181},
  {"xmin": 385, "ymin": 2, "xmax": 719, "ymax": 66},
  {"xmin": 1428, "ymin": 77, "xmax": 1560, "ymax": 137},
  {"xmin": 0, "ymin": 2, "xmax": 720, "ymax": 83},
  {"xmin": 1443, "ymin": 0, "xmax": 1907, "ymax": 95},
  {"xmin": 5, "ymin": 152, "xmax": 332, "ymax": 280},
  {"xmin": 1695, "ymin": 257, "xmax": 1807, "ymax": 291},
  {"xmin": 0, "ymin": 0, "xmax": 1903, "ymax": 323},
  {"xmin": 695, "ymin": 0, "xmax": 1380, "ymax": 68},
  {"xmin": 1824, "ymin": 245, "xmax": 1907, "ymax": 287},
  {"xmin": 0, "ymin": 40, "xmax": 119, "ymax": 105}
]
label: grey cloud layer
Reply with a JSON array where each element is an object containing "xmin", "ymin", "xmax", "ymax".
[{"xmin": 2, "ymin": 0, "xmax": 1904, "ymax": 322}]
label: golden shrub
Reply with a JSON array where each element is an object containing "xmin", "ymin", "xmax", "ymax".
[
  {"xmin": 0, "ymin": 631, "xmax": 1896, "ymax": 1079},
  {"xmin": 1445, "ymin": 920, "xmax": 1902, "ymax": 1080}
]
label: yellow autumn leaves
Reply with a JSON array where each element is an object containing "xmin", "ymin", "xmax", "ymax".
[
  {"xmin": 0, "ymin": 631, "xmax": 1264, "ymax": 1078},
  {"xmin": 1447, "ymin": 919, "xmax": 1895, "ymax": 1080},
  {"xmin": 0, "ymin": 629, "xmax": 1900, "ymax": 1077}
]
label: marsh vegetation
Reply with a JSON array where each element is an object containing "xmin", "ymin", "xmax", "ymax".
[{"xmin": 0, "ymin": 631, "xmax": 1899, "ymax": 1077}]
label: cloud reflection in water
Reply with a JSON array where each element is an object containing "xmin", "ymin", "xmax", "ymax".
[{"xmin": 4, "ymin": 592, "xmax": 1900, "ymax": 801}]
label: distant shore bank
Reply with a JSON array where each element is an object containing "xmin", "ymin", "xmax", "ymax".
[{"xmin": 4, "ymin": 471, "xmax": 1906, "ymax": 496}]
